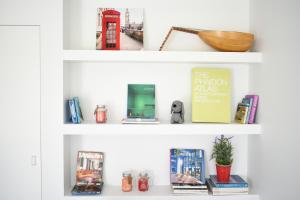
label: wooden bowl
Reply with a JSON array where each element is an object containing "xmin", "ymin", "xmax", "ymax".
[{"xmin": 197, "ymin": 31, "xmax": 254, "ymax": 52}]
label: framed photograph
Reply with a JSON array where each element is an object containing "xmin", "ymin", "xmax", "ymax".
[{"xmin": 96, "ymin": 8, "xmax": 144, "ymax": 50}]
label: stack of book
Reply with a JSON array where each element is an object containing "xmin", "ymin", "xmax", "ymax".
[
  {"xmin": 235, "ymin": 95, "xmax": 259, "ymax": 124},
  {"xmin": 170, "ymin": 149, "xmax": 208, "ymax": 195},
  {"xmin": 68, "ymin": 97, "xmax": 83, "ymax": 124},
  {"xmin": 207, "ymin": 175, "xmax": 249, "ymax": 195},
  {"xmin": 172, "ymin": 183, "xmax": 208, "ymax": 195}
]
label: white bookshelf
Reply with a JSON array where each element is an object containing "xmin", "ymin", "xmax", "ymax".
[
  {"xmin": 63, "ymin": 50, "xmax": 262, "ymax": 63},
  {"xmin": 62, "ymin": 122, "xmax": 262, "ymax": 136},
  {"xmin": 62, "ymin": 0, "xmax": 262, "ymax": 199},
  {"xmin": 64, "ymin": 185, "xmax": 259, "ymax": 200}
]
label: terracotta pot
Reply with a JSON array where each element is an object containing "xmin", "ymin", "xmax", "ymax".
[{"xmin": 216, "ymin": 164, "xmax": 231, "ymax": 183}]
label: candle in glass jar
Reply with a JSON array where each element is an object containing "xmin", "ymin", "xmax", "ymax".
[
  {"xmin": 138, "ymin": 172, "xmax": 149, "ymax": 192},
  {"xmin": 122, "ymin": 172, "xmax": 132, "ymax": 192},
  {"xmin": 94, "ymin": 105, "xmax": 107, "ymax": 123}
]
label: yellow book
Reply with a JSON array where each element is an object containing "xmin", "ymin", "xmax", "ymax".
[{"xmin": 192, "ymin": 68, "xmax": 231, "ymax": 123}]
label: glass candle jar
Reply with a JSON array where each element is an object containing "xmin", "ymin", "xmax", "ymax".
[
  {"xmin": 94, "ymin": 105, "xmax": 107, "ymax": 123},
  {"xmin": 122, "ymin": 172, "xmax": 133, "ymax": 192},
  {"xmin": 138, "ymin": 172, "xmax": 149, "ymax": 192}
]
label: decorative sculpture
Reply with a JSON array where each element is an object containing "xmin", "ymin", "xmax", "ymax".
[{"xmin": 171, "ymin": 100, "xmax": 184, "ymax": 124}]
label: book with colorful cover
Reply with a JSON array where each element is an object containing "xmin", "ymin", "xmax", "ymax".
[
  {"xmin": 206, "ymin": 178, "xmax": 248, "ymax": 195},
  {"xmin": 69, "ymin": 99, "xmax": 78, "ymax": 124},
  {"xmin": 245, "ymin": 95, "xmax": 259, "ymax": 124},
  {"xmin": 235, "ymin": 103, "xmax": 249, "ymax": 124},
  {"xmin": 210, "ymin": 175, "xmax": 248, "ymax": 188},
  {"xmin": 71, "ymin": 151, "xmax": 104, "ymax": 195},
  {"xmin": 127, "ymin": 84, "xmax": 155, "ymax": 119},
  {"xmin": 73, "ymin": 97, "xmax": 83, "ymax": 123},
  {"xmin": 242, "ymin": 97, "xmax": 253, "ymax": 123},
  {"xmin": 192, "ymin": 68, "xmax": 231, "ymax": 123},
  {"xmin": 170, "ymin": 149, "xmax": 206, "ymax": 185}
]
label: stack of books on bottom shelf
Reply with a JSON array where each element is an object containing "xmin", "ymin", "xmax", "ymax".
[
  {"xmin": 170, "ymin": 149, "xmax": 208, "ymax": 195},
  {"xmin": 207, "ymin": 175, "xmax": 249, "ymax": 196},
  {"xmin": 172, "ymin": 183, "xmax": 208, "ymax": 195}
]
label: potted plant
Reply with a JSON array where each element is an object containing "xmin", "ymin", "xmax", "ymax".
[{"xmin": 211, "ymin": 135, "xmax": 233, "ymax": 183}]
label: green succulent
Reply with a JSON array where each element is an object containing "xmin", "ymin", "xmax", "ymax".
[{"xmin": 211, "ymin": 135, "xmax": 233, "ymax": 166}]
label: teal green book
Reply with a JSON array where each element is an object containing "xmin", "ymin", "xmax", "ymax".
[
  {"xmin": 127, "ymin": 84, "xmax": 155, "ymax": 119},
  {"xmin": 192, "ymin": 68, "xmax": 231, "ymax": 123}
]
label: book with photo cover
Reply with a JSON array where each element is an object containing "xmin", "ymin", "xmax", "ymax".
[
  {"xmin": 242, "ymin": 97, "xmax": 253, "ymax": 123},
  {"xmin": 170, "ymin": 149, "xmax": 206, "ymax": 185},
  {"xmin": 68, "ymin": 99, "xmax": 78, "ymax": 123},
  {"xmin": 245, "ymin": 95, "xmax": 259, "ymax": 124},
  {"xmin": 67, "ymin": 97, "xmax": 83, "ymax": 124},
  {"xmin": 122, "ymin": 84, "xmax": 159, "ymax": 124},
  {"xmin": 73, "ymin": 97, "xmax": 84, "ymax": 123},
  {"xmin": 71, "ymin": 151, "xmax": 104, "ymax": 195},
  {"xmin": 235, "ymin": 103, "xmax": 249, "ymax": 124}
]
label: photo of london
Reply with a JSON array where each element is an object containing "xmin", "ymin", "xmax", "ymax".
[{"xmin": 96, "ymin": 8, "xmax": 143, "ymax": 50}]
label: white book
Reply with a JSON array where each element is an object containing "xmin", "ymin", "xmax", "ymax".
[{"xmin": 121, "ymin": 118, "xmax": 160, "ymax": 124}]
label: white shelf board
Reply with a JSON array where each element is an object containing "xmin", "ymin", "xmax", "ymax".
[
  {"xmin": 64, "ymin": 185, "xmax": 259, "ymax": 200},
  {"xmin": 63, "ymin": 50, "xmax": 262, "ymax": 63},
  {"xmin": 62, "ymin": 121, "xmax": 262, "ymax": 135}
]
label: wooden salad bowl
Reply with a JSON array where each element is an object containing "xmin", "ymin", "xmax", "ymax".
[{"xmin": 159, "ymin": 27, "xmax": 254, "ymax": 52}]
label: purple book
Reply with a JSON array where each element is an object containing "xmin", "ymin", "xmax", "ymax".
[{"xmin": 245, "ymin": 95, "xmax": 259, "ymax": 124}]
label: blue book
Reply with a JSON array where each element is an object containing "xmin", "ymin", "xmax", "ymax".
[
  {"xmin": 170, "ymin": 149, "xmax": 206, "ymax": 185},
  {"xmin": 73, "ymin": 97, "xmax": 83, "ymax": 123},
  {"xmin": 210, "ymin": 175, "xmax": 248, "ymax": 188},
  {"xmin": 69, "ymin": 99, "xmax": 78, "ymax": 124},
  {"xmin": 242, "ymin": 97, "xmax": 253, "ymax": 124}
]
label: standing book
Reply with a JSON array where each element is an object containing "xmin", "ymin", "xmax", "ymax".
[
  {"xmin": 235, "ymin": 103, "xmax": 249, "ymax": 124},
  {"xmin": 245, "ymin": 95, "xmax": 259, "ymax": 124},
  {"xmin": 192, "ymin": 68, "xmax": 231, "ymax": 123},
  {"xmin": 242, "ymin": 97, "xmax": 253, "ymax": 123},
  {"xmin": 71, "ymin": 151, "xmax": 104, "ymax": 195},
  {"xmin": 170, "ymin": 149, "xmax": 206, "ymax": 185},
  {"xmin": 73, "ymin": 97, "xmax": 83, "ymax": 123},
  {"xmin": 69, "ymin": 99, "xmax": 78, "ymax": 124}
]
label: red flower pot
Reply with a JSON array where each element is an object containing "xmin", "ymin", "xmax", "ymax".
[{"xmin": 216, "ymin": 164, "xmax": 231, "ymax": 183}]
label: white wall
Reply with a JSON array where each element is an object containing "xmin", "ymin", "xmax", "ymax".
[
  {"xmin": 41, "ymin": 0, "xmax": 63, "ymax": 199},
  {"xmin": 249, "ymin": 0, "xmax": 300, "ymax": 199},
  {"xmin": 64, "ymin": 0, "xmax": 250, "ymax": 50},
  {"xmin": 0, "ymin": 0, "xmax": 40, "ymax": 25}
]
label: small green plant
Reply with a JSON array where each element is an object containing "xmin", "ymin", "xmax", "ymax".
[{"xmin": 211, "ymin": 135, "xmax": 233, "ymax": 166}]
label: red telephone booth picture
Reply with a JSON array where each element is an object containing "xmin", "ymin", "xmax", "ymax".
[{"xmin": 102, "ymin": 10, "xmax": 121, "ymax": 50}]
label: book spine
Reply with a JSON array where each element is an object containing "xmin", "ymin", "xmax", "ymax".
[
  {"xmin": 173, "ymin": 186, "xmax": 207, "ymax": 189},
  {"xmin": 200, "ymin": 149, "xmax": 205, "ymax": 184},
  {"xmin": 73, "ymin": 97, "xmax": 81, "ymax": 123},
  {"xmin": 242, "ymin": 106, "xmax": 249, "ymax": 124},
  {"xmin": 243, "ymin": 97, "xmax": 253, "ymax": 124},
  {"xmin": 69, "ymin": 99, "xmax": 78, "ymax": 123},
  {"xmin": 173, "ymin": 188, "xmax": 208, "ymax": 190},
  {"xmin": 208, "ymin": 177, "xmax": 248, "ymax": 188},
  {"xmin": 214, "ymin": 183, "xmax": 248, "ymax": 188},
  {"xmin": 246, "ymin": 95, "xmax": 259, "ymax": 124}
]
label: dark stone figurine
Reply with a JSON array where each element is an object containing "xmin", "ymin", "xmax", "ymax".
[{"xmin": 171, "ymin": 100, "xmax": 184, "ymax": 124}]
